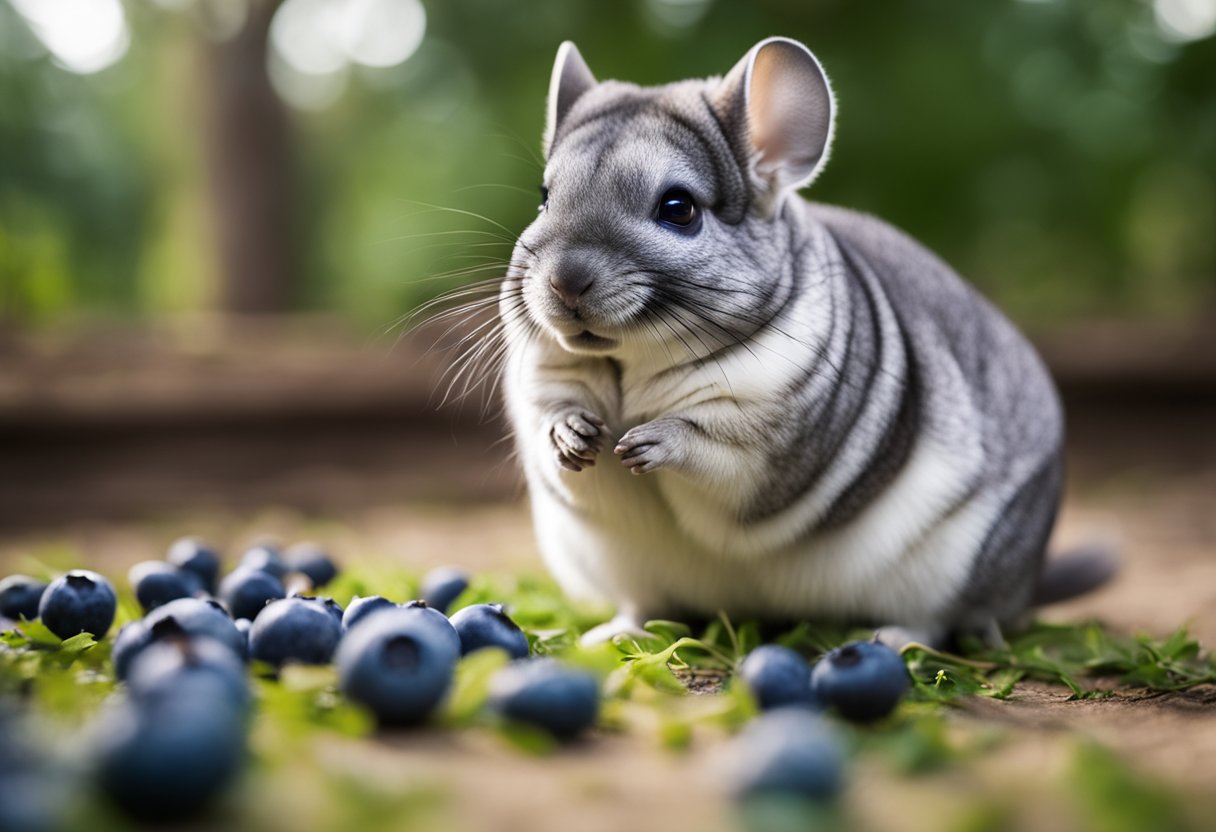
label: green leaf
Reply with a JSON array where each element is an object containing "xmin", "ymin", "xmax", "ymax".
[
  {"xmin": 15, "ymin": 618, "xmax": 63, "ymax": 649},
  {"xmin": 442, "ymin": 647, "xmax": 510, "ymax": 725}
]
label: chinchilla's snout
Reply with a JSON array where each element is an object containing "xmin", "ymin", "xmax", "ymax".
[{"xmin": 547, "ymin": 257, "xmax": 597, "ymax": 311}]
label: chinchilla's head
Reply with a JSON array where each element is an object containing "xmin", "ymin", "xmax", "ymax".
[{"xmin": 507, "ymin": 37, "xmax": 835, "ymax": 358}]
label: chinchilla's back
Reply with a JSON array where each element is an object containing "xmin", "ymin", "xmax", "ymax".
[{"xmin": 804, "ymin": 202, "xmax": 1065, "ymax": 628}]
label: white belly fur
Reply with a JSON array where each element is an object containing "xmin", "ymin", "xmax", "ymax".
[{"xmin": 524, "ymin": 421, "xmax": 1000, "ymax": 630}]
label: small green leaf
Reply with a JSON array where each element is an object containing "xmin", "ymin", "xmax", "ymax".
[{"xmin": 442, "ymin": 647, "xmax": 510, "ymax": 724}]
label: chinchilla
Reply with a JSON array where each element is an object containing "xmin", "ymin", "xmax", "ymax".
[{"xmin": 495, "ymin": 37, "xmax": 1115, "ymax": 647}]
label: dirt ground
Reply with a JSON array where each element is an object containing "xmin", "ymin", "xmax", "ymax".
[{"xmin": 2, "ymin": 465, "xmax": 1214, "ymax": 831}]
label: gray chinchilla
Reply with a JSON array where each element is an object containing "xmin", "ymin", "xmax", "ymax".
[{"xmin": 494, "ymin": 38, "xmax": 1115, "ymax": 646}]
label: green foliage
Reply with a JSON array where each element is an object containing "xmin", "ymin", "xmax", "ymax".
[
  {"xmin": 441, "ymin": 646, "xmax": 510, "ymax": 725},
  {"xmin": 2, "ymin": 1, "xmax": 1214, "ymax": 328},
  {"xmin": 903, "ymin": 621, "xmax": 1216, "ymax": 703}
]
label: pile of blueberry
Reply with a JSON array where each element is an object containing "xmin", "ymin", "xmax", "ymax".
[
  {"xmin": 0, "ymin": 540, "xmax": 600, "ymax": 822},
  {"xmin": 2, "ymin": 542, "xmax": 916, "ymax": 821},
  {"xmin": 728, "ymin": 641, "xmax": 910, "ymax": 800}
]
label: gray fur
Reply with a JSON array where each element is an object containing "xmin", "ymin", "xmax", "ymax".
[{"xmin": 498, "ymin": 38, "xmax": 1073, "ymax": 640}]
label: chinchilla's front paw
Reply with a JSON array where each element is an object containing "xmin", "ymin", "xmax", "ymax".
[
  {"xmin": 614, "ymin": 418, "xmax": 686, "ymax": 475},
  {"xmin": 549, "ymin": 408, "xmax": 606, "ymax": 472}
]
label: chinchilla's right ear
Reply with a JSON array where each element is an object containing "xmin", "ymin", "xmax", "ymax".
[
  {"xmin": 711, "ymin": 37, "xmax": 836, "ymax": 218},
  {"xmin": 544, "ymin": 41, "xmax": 597, "ymax": 159}
]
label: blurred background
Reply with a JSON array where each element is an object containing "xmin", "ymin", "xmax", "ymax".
[{"xmin": 0, "ymin": 0, "xmax": 1214, "ymax": 534}]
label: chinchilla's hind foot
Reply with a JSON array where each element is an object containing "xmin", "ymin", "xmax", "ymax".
[
  {"xmin": 580, "ymin": 611, "xmax": 651, "ymax": 646},
  {"xmin": 1033, "ymin": 543, "xmax": 1120, "ymax": 606},
  {"xmin": 872, "ymin": 625, "xmax": 947, "ymax": 652}
]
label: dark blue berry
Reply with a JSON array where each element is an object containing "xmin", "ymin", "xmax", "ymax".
[
  {"xmin": 112, "ymin": 621, "xmax": 152, "ymax": 681},
  {"xmin": 166, "ymin": 538, "xmax": 221, "ymax": 594},
  {"xmin": 0, "ymin": 711, "xmax": 59, "ymax": 832},
  {"xmin": 336, "ymin": 608, "xmax": 459, "ymax": 725},
  {"xmin": 125, "ymin": 637, "xmax": 250, "ymax": 710},
  {"xmin": 128, "ymin": 561, "xmax": 199, "ymax": 614},
  {"xmin": 810, "ymin": 640, "xmax": 909, "ymax": 723},
  {"xmin": 249, "ymin": 597, "xmax": 342, "ymax": 667},
  {"xmin": 239, "ymin": 545, "xmax": 287, "ymax": 580},
  {"xmin": 399, "ymin": 600, "xmax": 461, "ymax": 657},
  {"xmin": 342, "ymin": 595, "xmax": 396, "ymax": 632},
  {"xmin": 728, "ymin": 708, "xmax": 845, "ymax": 801},
  {"xmin": 283, "ymin": 543, "xmax": 338, "ymax": 588},
  {"xmin": 92, "ymin": 689, "xmax": 246, "ymax": 821},
  {"xmin": 218, "ymin": 568, "xmax": 285, "ymax": 621},
  {"xmin": 448, "ymin": 603, "xmax": 529, "ymax": 659},
  {"xmin": 293, "ymin": 594, "xmax": 344, "ymax": 626},
  {"xmin": 0, "ymin": 575, "xmax": 47, "ymax": 621},
  {"xmin": 139, "ymin": 598, "xmax": 247, "ymax": 665},
  {"xmin": 419, "ymin": 567, "xmax": 469, "ymax": 614},
  {"xmin": 38, "ymin": 571, "xmax": 117, "ymax": 640},
  {"xmin": 488, "ymin": 659, "xmax": 600, "ymax": 738},
  {"xmin": 737, "ymin": 645, "xmax": 816, "ymax": 711}
]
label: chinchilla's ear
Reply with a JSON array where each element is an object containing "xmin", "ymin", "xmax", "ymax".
[
  {"xmin": 544, "ymin": 41, "xmax": 597, "ymax": 159},
  {"xmin": 712, "ymin": 37, "xmax": 835, "ymax": 217}
]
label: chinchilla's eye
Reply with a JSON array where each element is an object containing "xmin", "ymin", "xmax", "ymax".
[
  {"xmin": 656, "ymin": 187, "xmax": 699, "ymax": 230},
  {"xmin": 538, "ymin": 185, "xmax": 549, "ymax": 212}
]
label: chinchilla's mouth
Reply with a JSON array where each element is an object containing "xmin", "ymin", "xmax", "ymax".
[{"xmin": 560, "ymin": 329, "xmax": 619, "ymax": 352}]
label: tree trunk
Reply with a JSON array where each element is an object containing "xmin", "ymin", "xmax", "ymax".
[{"xmin": 202, "ymin": 0, "xmax": 294, "ymax": 315}]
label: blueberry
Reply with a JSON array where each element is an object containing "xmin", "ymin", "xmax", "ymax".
[
  {"xmin": 342, "ymin": 595, "xmax": 396, "ymax": 632},
  {"xmin": 111, "ymin": 621, "xmax": 152, "ymax": 680},
  {"xmin": 810, "ymin": 640, "xmax": 909, "ymax": 723},
  {"xmin": 239, "ymin": 545, "xmax": 287, "ymax": 580},
  {"xmin": 0, "ymin": 575, "xmax": 48, "ymax": 621},
  {"xmin": 218, "ymin": 567, "xmax": 285, "ymax": 621},
  {"xmin": 737, "ymin": 645, "xmax": 817, "ymax": 711},
  {"xmin": 336, "ymin": 608, "xmax": 459, "ymax": 725},
  {"xmin": 139, "ymin": 597, "xmax": 247, "ymax": 665},
  {"xmin": 292, "ymin": 594, "xmax": 344, "ymax": 626},
  {"xmin": 399, "ymin": 600, "xmax": 462, "ymax": 657},
  {"xmin": 166, "ymin": 537, "xmax": 221, "ymax": 594},
  {"xmin": 488, "ymin": 659, "xmax": 600, "ymax": 739},
  {"xmin": 125, "ymin": 637, "xmax": 250, "ymax": 709},
  {"xmin": 37, "ymin": 570, "xmax": 117, "ymax": 640},
  {"xmin": 128, "ymin": 561, "xmax": 200, "ymax": 614},
  {"xmin": 0, "ymin": 712, "xmax": 59, "ymax": 832},
  {"xmin": 728, "ymin": 708, "xmax": 845, "ymax": 801},
  {"xmin": 419, "ymin": 566, "xmax": 469, "ymax": 614},
  {"xmin": 0, "ymin": 769, "xmax": 58, "ymax": 832},
  {"xmin": 283, "ymin": 543, "xmax": 338, "ymax": 588},
  {"xmin": 249, "ymin": 597, "xmax": 342, "ymax": 667},
  {"xmin": 92, "ymin": 689, "xmax": 246, "ymax": 821},
  {"xmin": 448, "ymin": 603, "xmax": 529, "ymax": 659}
]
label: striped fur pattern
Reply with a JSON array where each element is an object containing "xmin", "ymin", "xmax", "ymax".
[{"xmin": 499, "ymin": 39, "xmax": 1063, "ymax": 643}]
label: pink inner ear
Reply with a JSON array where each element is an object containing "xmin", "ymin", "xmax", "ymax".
[{"xmin": 747, "ymin": 46, "xmax": 830, "ymax": 173}]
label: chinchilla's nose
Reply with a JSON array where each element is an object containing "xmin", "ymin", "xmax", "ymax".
[{"xmin": 548, "ymin": 260, "xmax": 596, "ymax": 310}]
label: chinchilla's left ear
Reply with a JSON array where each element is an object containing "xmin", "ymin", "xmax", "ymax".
[
  {"xmin": 544, "ymin": 41, "xmax": 597, "ymax": 159},
  {"xmin": 711, "ymin": 37, "xmax": 836, "ymax": 217}
]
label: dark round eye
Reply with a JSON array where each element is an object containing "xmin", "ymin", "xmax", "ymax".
[
  {"xmin": 538, "ymin": 184, "xmax": 549, "ymax": 211},
  {"xmin": 656, "ymin": 188, "xmax": 698, "ymax": 229}
]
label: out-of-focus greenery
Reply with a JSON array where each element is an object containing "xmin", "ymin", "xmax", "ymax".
[{"xmin": 1, "ymin": 0, "xmax": 1214, "ymax": 332}]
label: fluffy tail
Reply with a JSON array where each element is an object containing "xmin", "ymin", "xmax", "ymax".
[{"xmin": 1032, "ymin": 544, "xmax": 1120, "ymax": 606}]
